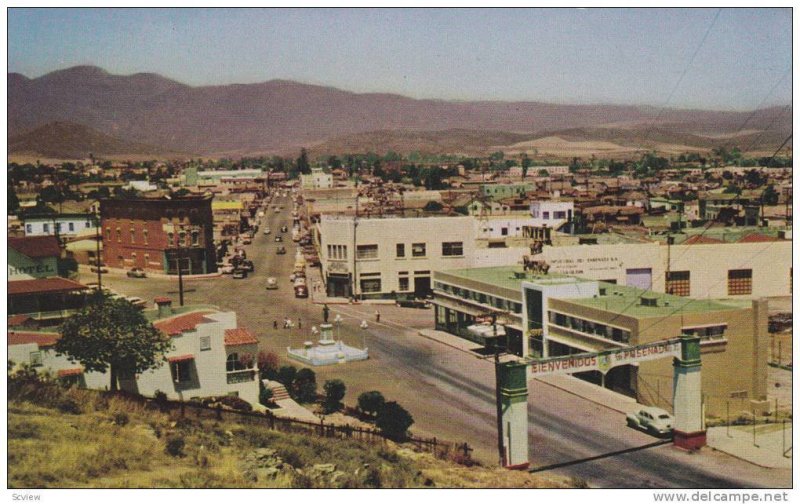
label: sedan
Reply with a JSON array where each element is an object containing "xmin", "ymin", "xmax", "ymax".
[
  {"xmin": 127, "ymin": 267, "xmax": 147, "ymax": 278},
  {"xmin": 626, "ymin": 407, "xmax": 674, "ymax": 437},
  {"xmin": 275, "ymin": 236, "xmax": 283, "ymax": 242}
]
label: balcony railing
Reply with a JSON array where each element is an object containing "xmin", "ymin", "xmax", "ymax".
[{"xmin": 226, "ymin": 369, "xmax": 256, "ymax": 384}]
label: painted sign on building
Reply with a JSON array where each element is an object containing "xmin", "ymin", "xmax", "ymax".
[{"xmin": 527, "ymin": 339, "xmax": 682, "ymax": 376}]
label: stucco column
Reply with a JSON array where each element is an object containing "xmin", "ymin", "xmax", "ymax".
[
  {"xmin": 672, "ymin": 333, "xmax": 706, "ymax": 449},
  {"xmin": 498, "ymin": 361, "xmax": 529, "ymax": 469}
]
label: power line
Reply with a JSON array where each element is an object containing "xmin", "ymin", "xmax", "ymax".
[
  {"xmin": 638, "ymin": 8, "xmax": 722, "ymax": 151},
  {"xmin": 722, "ymin": 68, "xmax": 791, "ymax": 151}
]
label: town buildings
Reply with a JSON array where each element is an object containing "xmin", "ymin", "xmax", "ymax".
[
  {"xmin": 22, "ymin": 212, "xmax": 97, "ymax": 238},
  {"xmin": 431, "ymin": 266, "xmax": 768, "ymax": 416},
  {"xmin": 100, "ymin": 195, "xmax": 217, "ymax": 274}
]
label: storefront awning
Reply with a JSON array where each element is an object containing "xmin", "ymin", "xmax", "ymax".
[{"xmin": 167, "ymin": 354, "xmax": 195, "ymax": 363}]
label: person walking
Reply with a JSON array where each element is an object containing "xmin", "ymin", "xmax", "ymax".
[
  {"xmin": 375, "ymin": 310, "xmax": 380, "ymax": 323},
  {"xmin": 273, "ymin": 320, "xmax": 278, "ymax": 330},
  {"xmin": 298, "ymin": 318, "xmax": 302, "ymax": 330}
]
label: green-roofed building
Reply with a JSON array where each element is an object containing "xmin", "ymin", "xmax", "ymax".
[{"xmin": 432, "ymin": 265, "xmax": 769, "ymax": 416}]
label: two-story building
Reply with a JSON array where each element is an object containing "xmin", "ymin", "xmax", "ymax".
[{"xmin": 22, "ymin": 213, "xmax": 97, "ymax": 238}]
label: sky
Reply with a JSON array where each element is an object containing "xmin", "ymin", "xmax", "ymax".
[{"xmin": 7, "ymin": 7, "xmax": 793, "ymax": 110}]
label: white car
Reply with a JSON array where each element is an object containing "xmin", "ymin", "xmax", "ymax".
[
  {"xmin": 263, "ymin": 228, "xmax": 271, "ymax": 235},
  {"xmin": 626, "ymin": 407, "xmax": 674, "ymax": 437},
  {"xmin": 265, "ymin": 277, "xmax": 278, "ymax": 290}
]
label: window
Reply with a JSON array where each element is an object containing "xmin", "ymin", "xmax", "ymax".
[
  {"xmin": 30, "ymin": 351, "xmax": 43, "ymax": 367},
  {"xmin": 179, "ymin": 231, "xmax": 187, "ymax": 247},
  {"xmin": 360, "ymin": 278, "xmax": 382, "ymax": 293},
  {"xmin": 144, "ymin": 253, "xmax": 150, "ymax": 264},
  {"xmin": 226, "ymin": 353, "xmax": 244, "ymax": 372},
  {"xmin": 68, "ymin": 222, "xmax": 75, "ymax": 232},
  {"xmin": 56, "ymin": 223, "xmax": 62, "ymax": 232},
  {"xmin": 130, "ymin": 228, "xmax": 136, "ymax": 244},
  {"xmin": 25, "ymin": 224, "xmax": 32, "ymax": 234},
  {"xmin": 399, "ymin": 277, "xmax": 409, "ymax": 291},
  {"xmin": 167, "ymin": 232, "xmax": 174, "ymax": 247},
  {"xmin": 396, "ymin": 243, "xmax": 405, "ymax": 258},
  {"xmin": 106, "ymin": 228, "xmax": 112, "ymax": 241},
  {"xmin": 327, "ymin": 245, "xmax": 347, "ymax": 260},
  {"xmin": 554, "ymin": 211, "xmax": 566, "ymax": 219},
  {"xmin": 542, "ymin": 211, "xmax": 550, "ymax": 219},
  {"xmin": 171, "ymin": 361, "xmax": 192, "ymax": 383},
  {"xmin": 728, "ymin": 269, "xmax": 752, "ymax": 295},
  {"xmin": 412, "ymin": 243, "xmax": 426, "ymax": 257},
  {"xmin": 356, "ymin": 244, "xmax": 378, "ymax": 260},
  {"xmin": 683, "ymin": 324, "xmax": 726, "ymax": 339},
  {"xmin": 666, "ymin": 271, "xmax": 691, "ymax": 297},
  {"xmin": 199, "ymin": 336, "xmax": 211, "ymax": 351},
  {"xmin": 86, "ymin": 220, "xmax": 92, "ymax": 228},
  {"xmin": 442, "ymin": 242, "xmax": 464, "ymax": 257},
  {"xmin": 191, "ymin": 231, "xmax": 199, "ymax": 246},
  {"xmin": 143, "ymin": 229, "xmax": 149, "ymax": 245},
  {"xmin": 116, "ymin": 228, "xmax": 122, "ymax": 243},
  {"xmin": 43, "ymin": 223, "xmax": 50, "ymax": 233}
]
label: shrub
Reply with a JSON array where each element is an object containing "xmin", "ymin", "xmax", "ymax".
[
  {"xmin": 257, "ymin": 351, "xmax": 280, "ymax": 380},
  {"xmin": 57, "ymin": 397, "xmax": 82, "ymax": 415},
  {"xmin": 165, "ymin": 434, "xmax": 185, "ymax": 457},
  {"xmin": 375, "ymin": 401, "xmax": 413, "ymax": 441},
  {"xmin": 112, "ymin": 411, "xmax": 130, "ymax": 426},
  {"xmin": 276, "ymin": 365, "xmax": 297, "ymax": 386},
  {"xmin": 322, "ymin": 379, "xmax": 346, "ymax": 414},
  {"xmin": 259, "ymin": 385, "xmax": 273, "ymax": 407},
  {"xmin": 357, "ymin": 391, "xmax": 385, "ymax": 418},
  {"xmin": 292, "ymin": 368, "xmax": 317, "ymax": 404},
  {"xmin": 218, "ymin": 395, "xmax": 253, "ymax": 412},
  {"xmin": 153, "ymin": 390, "xmax": 168, "ymax": 403}
]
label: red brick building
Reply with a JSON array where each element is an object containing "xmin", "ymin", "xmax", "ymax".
[{"xmin": 100, "ymin": 195, "xmax": 217, "ymax": 274}]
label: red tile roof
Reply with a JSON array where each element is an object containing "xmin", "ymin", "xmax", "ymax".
[
  {"xmin": 738, "ymin": 233, "xmax": 780, "ymax": 243},
  {"xmin": 8, "ymin": 331, "xmax": 60, "ymax": 347},
  {"xmin": 8, "ymin": 277, "xmax": 89, "ymax": 296},
  {"xmin": 167, "ymin": 354, "xmax": 195, "ymax": 363},
  {"xmin": 224, "ymin": 327, "xmax": 258, "ymax": 346},
  {"xmin": 8, "ymin": 314, "xmax": 32, "ymax": 326},
  {"xmin": 683, "ymin": 235, "xmax": 725, "ymax": 245},
  {"xmin": 57, "ymin": 368, "xmax": 83, "ymax": 377},
  {"xmin": 154, "ymin": 311, "xmax": 214, "ymax": 337},
  {"xmin": 8, "ymin": 236, "xmax": 62, "ymax": 258}
]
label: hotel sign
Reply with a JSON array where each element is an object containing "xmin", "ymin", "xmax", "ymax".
[{"xmin": 527, "ymin": 339, "xmax": 682, "ymax": 376}]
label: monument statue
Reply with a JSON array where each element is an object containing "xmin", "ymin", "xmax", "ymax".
[{"xmin": 322, "ymin": 304, "xmax": 330, "ymax": 323}]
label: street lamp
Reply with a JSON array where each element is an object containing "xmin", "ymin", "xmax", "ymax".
[
  {"xmin": 334, "ymin": 314, "xmax": 343, "ymax": 341},
  {"xmin": 360, "ymin": 319, "xmax": 368, "ymax": 350}
]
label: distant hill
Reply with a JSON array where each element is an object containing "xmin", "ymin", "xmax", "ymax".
[
  {"xmin": 8, "ymin": 121, "xmax": 181, "ymax": 159},
  {"xmin": 8, "ymin": 66, "xmax": 792, "ymax": 157}
]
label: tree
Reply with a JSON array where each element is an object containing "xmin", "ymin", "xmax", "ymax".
[
  {"xmin": 521, "ymin": 155, "xmax": 532, "ymax": 180},
  {"xmin": 257, "ymin": 351, "xmax": 280, "ymax": 380},
  {"xmin": 292, "ymin": 367, "xmax": 317, "ymax": 403},
  {"xmin": 276, "ymin": 365, "xmax": 297, "ymax": 386},
  {"xmin": 296, "ymin": 148, "xmax": 311, "ymax": 175},
  {"xmin": 8, "ymin": 186, "xmax": 20, "ymax": 215},
  {"xmin": 423, "ymin": 200, "xmax": 443, "ymax": 212},
  {"xmin": 357, "ymin": 391, "xmax": 385, "ymax": 418},
  {"xmin": 762, "ymin": 185, "xmax": 780, "ymax": 206},
  {"xmin": 375, "ymin": 401, "xmax": 414, "ymax": 440},
  {"xmin": 55, "ymin": 295, "xmax": 172, "ymax": 392},
  {"xmin": 322, "ymin": 379, "xmax": 346, "ymax": 413}
]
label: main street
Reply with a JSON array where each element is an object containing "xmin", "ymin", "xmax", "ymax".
[{"xmin": 94, "ymin": 192, "xmax": 790, "ymax": 489}]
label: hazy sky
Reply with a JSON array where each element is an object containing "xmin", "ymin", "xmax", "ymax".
[{"xmin": 8, "ymin": 8, "xmax": 792, "ymax": 110}]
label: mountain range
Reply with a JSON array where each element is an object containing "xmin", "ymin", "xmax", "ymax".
[{"xmin": 8, "ymin": 65, "xmax": 793, "ymax": 159}]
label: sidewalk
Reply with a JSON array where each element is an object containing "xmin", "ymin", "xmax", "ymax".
[
  {"xmin": 707, "ymin": 424, "xmax": 792, "ymax": 468},
  {"xmin": 272, "ymin": 399, "xmax": 320, "ymax": 423}
]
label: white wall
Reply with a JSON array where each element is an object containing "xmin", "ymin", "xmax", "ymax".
[{"xmin": 24, "ymin": 217, "xmax": 95, "ymax": 237}]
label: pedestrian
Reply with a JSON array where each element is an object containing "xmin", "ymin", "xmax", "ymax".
[
  {"xmin": 375, "ymin": 310, "xmax": 380, "ymax": 323},
  {"xmin": 273, "ymin": 320, "xmax": 278, "ymax": 330},
  {"xmin": 298, "ymin": 318, "xmax": 302, "ymax": 330},
  {"xmin": 283, "ymin": 317, "xmax": 290, "ymax": 329}
]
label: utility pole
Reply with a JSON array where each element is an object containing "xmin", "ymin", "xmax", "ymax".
[
  {"xmin": 94, "ymin": 209, "xmax": 103, "ymax": 295},
  {"xmin": 177, "ymin": 235, "xmax": 185, "ymax": 307},
  {"xmin": 352, "ymin": 178, "xmax": 359, "ymax": 301},
  {"xmin": 491, "ymin": 313, "xmax": 505, "ymax": 467}
]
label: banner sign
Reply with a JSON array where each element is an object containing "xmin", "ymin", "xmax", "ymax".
[{"xmin": 527, "ymin": 339, "xmax": 682, "ymax": 376}]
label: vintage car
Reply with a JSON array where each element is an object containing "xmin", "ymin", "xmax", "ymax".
[
  {"xmin": 232, "ymin": 269, "xmax": 248, "ymax": 279},
  {"xmin": 294, "ymin": 284, "xmax": 308, "ymax": 298},
  {"xmin": 265, "ymin": 277, "xmax": 279, "ymax": 290},
  {"xmin": 126, "ymin": 267, "xmax": 146, "ymax": 278},
  {"xmin": 626, "ymin": 407, "xmax": 674, "ymax": 437}
]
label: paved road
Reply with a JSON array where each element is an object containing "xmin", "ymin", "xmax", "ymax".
[{"xmin": 95, "ymin": 193, "xmax": 790, "ymax": 489}]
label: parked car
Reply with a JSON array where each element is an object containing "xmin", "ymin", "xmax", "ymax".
[
  {"xmin": 241, "ymin": 260, "xmax": 255, "ymax": 272},
  {"xmin": 275, "ymin": 236, "xmax": 283, "ymax": 242},
  {"xmin": 265, "ymin": 277, "xmax": 278, "ymax": 290},
  {"xmin": 626, "ymin": 407, "xmax": 674, "ymax": 437},
  {"xmin": 276, "ymin": 246, "xmax": 287, "ymax": 255},
  {"xmin": 263, "ymin": 228, "xmax": 271, "ymax": 235},
  {"xmin": 90, "ymin": 266, "xmax": 109, "ymax": 274},
  {"xmin": 293, "ymin": 277, "xmax": 307, "ymax": 287},
  {"xmin": 125, "ymin": 296, "xmax": 147, "ymax": 309},
  {"xmin": 294, "ymin": 285, "xmax": 308, "ymax": 298},
  {"xmin": 395, "ymin": 298, "xmax": 431, "ymax": 309},
  {"xmin": 281, "ymin": 225, "xmax": 288, "ymax": 233},
  {"xmin": 126, "ymin": 267, "xmax": 146, "ymax": 278},
  {"xmin": 220, "ymin": 265, "xmax": 235, "ymax": 274},
  {"xmin": 232, "ymin": 269, "xmax": 248, "ymax": 279}
]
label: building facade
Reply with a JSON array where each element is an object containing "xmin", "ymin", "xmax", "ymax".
[
  {"xmin": 23, "ymin": 213, "xmax": 97, "ymax": 238},
  {"xmin": 100, "ymin": 195, "xmax": 217, "ymax": 274}
]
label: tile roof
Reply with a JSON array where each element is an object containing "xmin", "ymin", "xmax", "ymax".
[
  {"xmin": 8, "ymin": 277, "xmax": 89, "ymax": 296},
  {"xmin": 8, "ymin": 236, "xmax": 63, "ymax": 258},
  {"xmin": 167, "ymin": 354, "xmax": 195, "ymax": 363},
  {"xmin": 738, "ymin": 233, "xmax": 780, "ymax": 243},
  {"xmin": 224, "ymin": 327, "xmax": 259, "ymax": 346},
  {"xmin": 153, "ymin": 311, "xmax": 214, "ymax": 337},
  {"xmin": 682, "ymin": 235, "xmax": 725, "ymax": 245},
  {"xmin": 8, "ymin": 314, "xmax": 32, "ymax": 326},
  {"xmin": 8, "ymin": 331, "xmax": 60, "ymax": 347},
  {"xmin": 57, "ymin": 368, "xmax": 83, "ymax": 377}
]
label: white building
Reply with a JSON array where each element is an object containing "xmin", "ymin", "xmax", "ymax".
[
  {"xmin": 529, "ymin": 200, "xmax": 574, "ymax": 226},
  {"xmin": 8, "ymin": 300, "xmax": 261, "ymax": 408},
  {"xmin": 23, "ymin": 213, "xmax": 97, "ymax": 238},
  {"xmin": 300, "ymin": 168, "xmax": 334, "ymax": 189}
]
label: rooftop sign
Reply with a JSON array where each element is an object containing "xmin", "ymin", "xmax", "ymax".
[{"xmin": 527, "ymin": 338, "xmax": 682, "ymax": 376}]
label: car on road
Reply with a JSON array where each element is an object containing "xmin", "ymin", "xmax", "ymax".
[
  {"xmin": 219, "ymin": 264, "xmax": 234, "ymax": 274},
  {"xmin": 276, "ymin": 246, "xmax": 287, "ymax": 255},
  {"xmin": 275, "ymin": 236, "xmax": 283, "ymax": 242},
  {"xmin": 294, "ymin": 284, "xmax": 308, "ymax": 298},
  {"xmin": 126, "ymin": 267, "xmax": 147, "ymax": 278},
  {"xmin": 626, "ymin": 407, "xmax": 674, "ymax": 437},
  {"xmin": 265, "ymin": 277, "xmax": 278, "ymax": 290},
  {"xmin": 232, "ymin": 269, "xmax": 248, "ymax": 279},
  {"xmin": 395, "ymin": 298, "xmax": 431, "ymax": 309},
  {"xmin": 241, "ymin": 236, "xmax": 252, "ymax": 245},
  {"xmin": 281, "ymin": 225, "xmax": 288, "ymax": 233},
  {"xmin": 240, "ymin": 260, "xmax": 255, "ymax": 272},
  {"xmin": 263, "ymin": 228, "xmax": 271, "ymax": 235},
  {"xmin": 125, "ymin": 296, "xmax": 147, "ymax": 309},
  {"xmin": 90, "ymin": 266, "xmax": 109, "ymax": 274}
]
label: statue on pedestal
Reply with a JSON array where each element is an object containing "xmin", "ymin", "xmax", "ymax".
[{"xmin": 322, "ymin": 304, "xmax": 330, "ymax": 323}]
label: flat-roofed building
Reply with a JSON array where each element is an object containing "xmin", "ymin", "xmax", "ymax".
[{"xmin": 432, "ymin": 265, "xmax": 768, "ymax": 415}]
